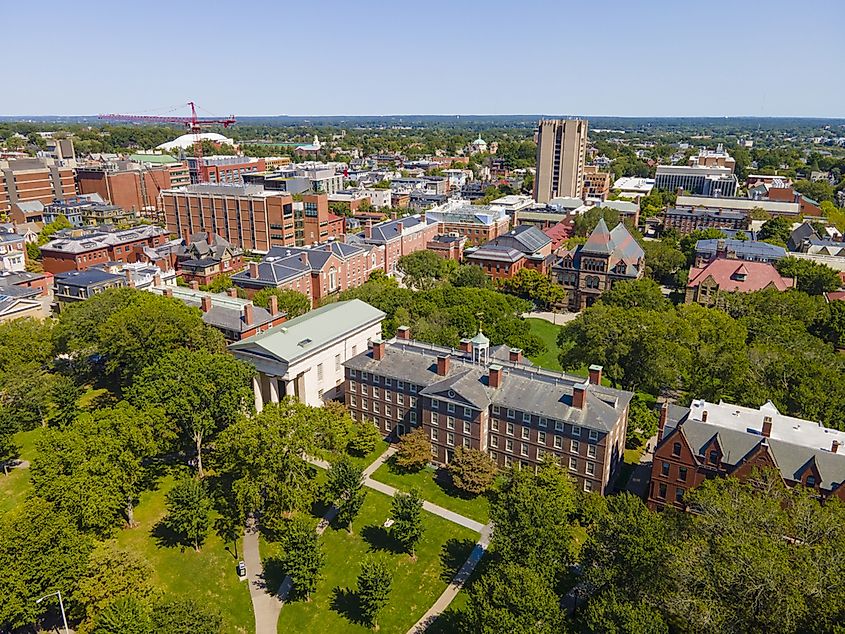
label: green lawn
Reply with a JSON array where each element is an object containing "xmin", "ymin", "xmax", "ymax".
[
  {"xmin": 275, "ymin": 489, "xmax": 477, "ymax": 633},
  {"xmin": 0, "ymin": 428, "xmax": 41, "ymax": 517},
  {"xmin": 370, "ymin": 459, "xmax": 490, "ymax": 525},
  {"xmin": 345, "ymin": 438, "xmax": 389, "ymax": 472},
  {"xmin": 525, "ymin": 317, "xmax": 563, "ymax": 371},
  {"xmin": 112, "ymin": 474, "xmax": 254, "ymax": 634}
]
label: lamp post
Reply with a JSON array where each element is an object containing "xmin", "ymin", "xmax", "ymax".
[{"xmin": 36, "ymin": 590, "xmax": 69, "ymax": 634}]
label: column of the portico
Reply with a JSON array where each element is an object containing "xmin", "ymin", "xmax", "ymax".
[
  {"xmin": 268, "ymin": 376, "xmax": 280, "ymax": 404},
  {"xmin": 253, "ymin": 374, "xmax": 264, "ymax": 413}
]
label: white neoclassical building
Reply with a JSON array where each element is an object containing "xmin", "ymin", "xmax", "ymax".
[{"xmin": 229, "ymin": 299, "xmax": 385, "ymax": 409}]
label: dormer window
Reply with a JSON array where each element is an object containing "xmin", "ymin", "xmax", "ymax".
[{"xmin": 806, "ymin": 475, "xmax": 816, "ymax": 488}]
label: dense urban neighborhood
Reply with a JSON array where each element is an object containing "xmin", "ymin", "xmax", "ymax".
[{"xmin": 4, "ymin": 54, "xmax": 845, "ymax": 633}]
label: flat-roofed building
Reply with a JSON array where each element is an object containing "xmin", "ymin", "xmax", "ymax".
[
  {"xmin": 40, "ymin": 225, "xmax": 169, "ymax": 274},
  {"xmin": 425, "ymin": 201, "xmax": 511, "ymax": 246},
  {"xmin": 655, "ymin": 165, "xmax": 738, "ymax": 196},
  {"xmin": 534, "ymin": 119, "xmax": 589, "ymax": 203},
  {"xmin": 344, "ymin": 329, "xmax": 632, "ymax": 494},
  {"xmin": 663, "ymin": 207, "xmax": 750, "ymax": 235},
  {"xmin": 581, "ymin": 166, "xmax": 612, "ymax": 201},
  {"xmin": 1, "ymin": 158, "xmax": 76, "ymax": 215},
  {"xmin": 675, "ymin": 194, "xmax": 801, "ymax": 219},
  {"xmin": 612, "ymin": 176, "xmax": 655, "ymax": 201}
]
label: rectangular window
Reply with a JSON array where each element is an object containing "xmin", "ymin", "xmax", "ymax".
[
  {"xmin": 571, "ymin": 440, "xmax": 580, "ymax": 453},
  {"xmin": 522, "ymin": 412, "xmax": 531, "ymax": 423},
  {"xmin": 464, "ymin": 407, "xmax": 471, "ymax": 418},
  {"xmin": 431, "ymin": 428, "xmax": 439, "ymax": 441},
  {"xmin": 555, "ymin": 421, "xmax": 564, "ymax": 431},
  {"xmin": 506, "ymin": 439, "xmax": 513, "ymax": 452},
  {"xmin": 463, "ymin": 421, "xmax": 471, "ymax": 434},
  {"xmin": 539, "ymin": 418, "xmax": 547, "ymax": 429},
  {"xmin": 384, "ymin": 407, "xmax": 391, "ymax": 418},
  {"xmin": 410, "ymin": 384, "xmax": 417, "ymax": 394},
  {"xmin": 679, "ymin": 467, "xmax": 688, "ymax": 482},
  {"xmin": 447, "ymin": 417, "xmax": 455, "ymax": 430},
  {"xmin": 521, "ymin": 427, "xmax": 530, "ymax": 440},
  {"xmin": 350, "ymin": 381, "xmax": 357, "ymax": 392},
  {"xmin": 447, "ymin": 402, "xmax": 455, "ymax": 414},
  {"xmin": 350, "ymin": 396, "xmax": 357, "ymax": 407},
  {"xmin": 584, "ymin": 480, "xmax": 593, "ymax": 493},
  {"xmin": 410, "ymin": 411, "xmax": 417, "ymax": 424},
  {"xmin": 463, "ymin": 437, "xmax": 470, "ymax": 448},
  {"xmin": 361, "ymin": 385, "xmax": 368, "ymax": 396},
  {"xmin": 385, "ymin": 391, "xmax": 391, "ymax": 402},
  {"xmin": 431, "ymin": 413, "xmax": 438, "ymax": 425},
  {"xmin": 569, "ymin": 457, "xmax": 577, "ymax": 471},
  {"xmin": 317, "ymin": 363, "xmax": 324, "ymax": 381},
  {"xmin": 554, "ymin": 436, "xmax": 562, "ymax": 449},
  {"xmin": 373, "ymin": 374, "xmax": 380, "ymax": 385},
  {"xmin": 385, "ymin": 420, "xmax": 392, "ymax": 432},
  {"xmin": 335, "ymin": 354, "xmax": 341, "ymax": 372},
  {"xmin": 506, "ymin": 422, "xmax": 514, "ymax": 436},
  {"xmin": 521, "ymin": 443, "xmax": 529, "ymax": 457},
  {"xmin": 589, "ymin": 430, "xmax": 599, "ymax": 442},
  {"xmin": 587, "ymin": 444, "xmax": 597, "ymax": 459},
  {"xmin": 586, "ymin": 461, "xmax": 595, "ymax": 476},
  {"xmin": 362, "ymin": 399, "xmax": 369, "ymax": 411},
  {"xmin": 572, "ymin": 425, "xmax": 581, "ymax": 437},
  {"xmin": 507, "ymin": 409, "xmax": 515, "ymax": 419},
  {"xmin": 372, "ymin": 388, "xmax": 379, "ymax": 399},
  {"xmin": 362, "ymin": 372, "xmax": 368, "ymax": 380},
  {"xmin": 672, "ymin": 442, "xmax": 681, "ymax": 457},
  {"xmin": 447, "ymin": 432, "xmax": 454, "ymax": 446},
  {"xmin": 675, "ymin": 487, "xmax": 685, "ymax": 503},
  {"xmin": 410, "ymin": 397, "xmax": 417, "ymax": 407},
  {"xmin": 658, "ymin": 483, "xmax": 667, "ymax": 499},
  {"xmin": 661, "ymin": 462, "xmax": 670, "ymax": 477},
  {"xmin": 349, "ymin": 369, "xmax": 357, "ymax": 378},
  {"xmin": 491, "ymin": 419, "xmax": 499, "ymax": 432},
  {"xmin": 398, "ymin": 380, "xmax": 405, "ymax": 390},
  {"xmin": 431, "ymin": 399, "xmax": 439, "ymax": 410},
  {"xmin": 398, "ymin": 394, "xmax": 404, "ymax": 406},
  {"xmin": 373, "ymin": 402, "xmax": 380, "ymax": 414},
  {"xmin": 492, "ymin": 405, "xmax": 500, "ymax": 415},
  {"xmin": 709, "ymin": 450, "xmax": 719, "ymax": 465},
  {"xmin": 491, "ymin": 435, "xmax": 498, "ymax": 448},
  {"xmin": 539, "ymin": 431, "xmax": 546, "ymax": 444},
  {"xmin": 385, "ymin": 378, "xmax": 392, "ymax": 387}
]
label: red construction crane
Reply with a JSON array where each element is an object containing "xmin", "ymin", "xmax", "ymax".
[{"xmin": 99, "ymin": 101, "xmax": 236, "ymax": 183}]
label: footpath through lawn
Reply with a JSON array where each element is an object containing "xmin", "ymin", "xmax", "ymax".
[{"xmin": 273, "ymin": 488, "xmax": 477, "ymax": 634}]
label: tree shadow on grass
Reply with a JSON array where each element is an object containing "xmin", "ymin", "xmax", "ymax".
[
  {"xmin": 330, "ymin": 585, "xmax": 367, "ymax": 627},
  {"xmin": 151, "ymin": 518, "xmax": 188, "ymax": 550},
  {"xmin": 360, "ymin": 523, "xmax": 404, "ymax": 555},
  {"xmin": 261, "ymin": 555, "xmax": 287, "ymax": 594},
  {"xmin": 439, "ymin": 537, "xmax": 475, "ymax": 583},
  {"xmin": 424, "ymin": 607, "xmax": 467, "ymax": 634},
  {"xmin": 432, "ymin": 467, "xmax": 486, "ymax": 502}
]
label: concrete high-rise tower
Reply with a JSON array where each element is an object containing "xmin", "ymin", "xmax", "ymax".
[{"xmin": 533, "ymin": 118, "xmax": 588, "ymax": 203}]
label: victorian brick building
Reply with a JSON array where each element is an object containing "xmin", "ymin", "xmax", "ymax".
[
  {"xmin": 343, "ymin": 328, "xmax": 633, "ymax": 494},
  {"xmin": 648, "ymin": 399, "xmax": 845, "ymax": 510},
  {"xmin": 40, "ymin": 225, "xmax": 169, "ymax": 274},
  {"xmin": 465, "ymin": 225, "xmax": 554, "ymax": 281},
  {"xmin": 552, "ymin": 219, "xmax": 644, "ymax": 311}
]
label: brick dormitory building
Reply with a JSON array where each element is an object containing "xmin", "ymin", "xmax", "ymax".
[
  {"xmin": 343, "ymin": 327, "xmax": 633, "ymax": 494},
  {"xmin": 648, "ymin": 399, "xmax": 845, "ymax": 510}
]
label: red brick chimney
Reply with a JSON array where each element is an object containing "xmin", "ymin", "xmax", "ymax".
[
  {"xmin": 372, "ymin": 339, "xmax": 385, "ymax": 360},
  {"xmin": 227, "ymin": 288, "xmax": 238, "ymax": 298},
  {"xmin": 572, "ymin": 381, "xmax": 587, "ymax": 409},
  {"xmin": 509, "ymin": 348, "xmax": 523, "ymax": 363},
  {"xmin": 832, "ymin": 440, "xmax": 840, "ymax": 454},
  {"xmin": 207, "ymin": 230, "xmax": 214, "ymax": 244},
  {"xmin": 396, "ymin": 221, "xmax": 404, "ymax": 234},
  {"xmin": 163, "ymin": 287, "xmax": 173, "ymax": 298},
  {"xmin": 124, "ymin": 269, "xmax": 135, "ymax": 288},
  {"xmin": 249, "ymin": 262, "xmax": 259, "ymax": 278},
  {"xmin": 189, "ymin": 280, "xmax": 199, "ymax": 291},
  {"xmin": 588, "ymin": 364, "xmax": 603, "ymax": 385},
  {"xmin": 762, "ymin": 416, "xmax": 773, "ymax": 438},
  {"xmin": 153, "ymin": 273, "xmax": 162, "ymax": 286},
  {"xmin": 459, "ymin": 339, "xmax": 472, "ymax": 353},
  {"xmin": 488, "ymin": 364, "xmax": 503, "ymax": 388},
  {"xmin": 437, "ymin": 354, "xmax": 450, "ymax": 376},
  {"xmin": 243, "ymin": 304, "xmax": 254, "ymax": 326},
  {"xmin": 364, "ymin": 223, "xmax": 373, "ymax": 239},
  {"xmin": 300, "ymin": 252, "xmax": 309, "ymax": 267},
  {"xmin": 200, "ymin": 296, "xmax": 212, "ymax": 312},
  {"xmin": 658, "ymin": 401, "xmax": 669, "ymax": 442},
  {"xmin": 397, "ymin": 326, "xmax": 411, "ymax": 340},
  {"xmin": 268, "ymin": 295, "xmax": 279, "ymax": 316}
]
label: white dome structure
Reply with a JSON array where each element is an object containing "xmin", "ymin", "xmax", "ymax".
[{"xmin": 157, "ymin": 132, "xmax": 236, "ymax": 151}]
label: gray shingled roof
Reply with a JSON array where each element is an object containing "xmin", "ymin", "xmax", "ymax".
[{"xmin": 345, "ymin": 340, "xmax": 631, "ymax": 432}]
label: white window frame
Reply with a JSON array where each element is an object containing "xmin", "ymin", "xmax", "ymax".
[
  {"xmin": 572, "ymin": 425, "xmax": 582, "ymax": 437},
  {"xmin": 522, "ymin": 412, "xmax": 531, "ymax": 423},
  {"xmin": 569, "ymin": 457, "xmax": 577, "ymax": 471}
]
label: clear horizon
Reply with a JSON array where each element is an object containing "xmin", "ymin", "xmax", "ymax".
[{"xmin": 5, "ymin": 0, "xmax": 844, "ymax": 118}]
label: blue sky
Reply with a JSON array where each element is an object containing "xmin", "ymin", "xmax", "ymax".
[{"xmin": 6, "ymin": 0, "xmax": 844, "ymax": 117}]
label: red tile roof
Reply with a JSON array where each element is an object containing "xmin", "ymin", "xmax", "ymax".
[
  {"xmin": 825, "ymin": 291, "xmax": 845, "ymax": 302},
  {"xmin": 687, "ymin": 258, "xmax": 795, "ymax": 293},
  {"xmin": 543, "ymin": 221, "xmax": 573, "ymax": 250}
]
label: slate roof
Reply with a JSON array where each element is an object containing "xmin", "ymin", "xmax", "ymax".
[
  {"xmin": 54, "ymin": 269, "xmax": 124, "ymax": 288},
  {"xmin": 41, "ymin": 225, "xmax": 167, "ymax": 254},
  {"xmin": 687, "ymin": 258, "xmax": 795, "ymax": 292},
  {"xmin": 232, "ymin": 241, "xmax": 369, "ymax": 287},
  {"xmin": 485, "ymin": 225, "xmax": 551, "ymax": 255},
  {"xmin": 465, "ymin": 246, "xmax": 524, "ymax": 264},
  {"xmin": 663, "ymin": 399, "xmax": 845, "ymax": 492},
  {"xmin": 366, "ymin": 215, "xmax": 426, "ymax": 243},
  {"xmin": 558, "ymin": 220, "xmax": 644, "ymax": 277},
  {"xmin": 345, "ymin": 338, "xmax": 632, "ymax": 433},
  {"xmin": 185, "ymin": 231, "xmax": 241, "ymax": 260}
]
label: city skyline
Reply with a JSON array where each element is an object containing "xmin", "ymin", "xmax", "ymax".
[{"xmin": 5, "ymin": 0, "xmax": 845, "ymax": 118}]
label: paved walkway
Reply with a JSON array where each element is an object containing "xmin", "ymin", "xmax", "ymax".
[
  {"xmin": 243, "ymin": 518, "xmax": 284, "ymax": 634},
  {"xmin": 624, "ymin": 434, "xmax": 657, "ymax": 499},
  {"xmin": 521, "ymin": 310, "xmax": 579, "ymax": 325},
  {"xmin": 248, "ymin": 445, "xmax": 492, "ymax": 633}
]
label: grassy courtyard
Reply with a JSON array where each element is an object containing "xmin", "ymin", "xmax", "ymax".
[
  {"xmin": 112, "ymin": 474, "xmax": 254, "ymax": 634},
  {"xmin": 370, "ymin": 459, "xmax": 490, "ymax": 525},
  {"xmin": 274, "ymin": 488, "xmax": 477, "ymax": 633},
  {"xmin": 525, "ymin": 317, "xmax": 564, "ymax": 371},
  {"xmin": 0, "ymin": 428, "xmax": 41, "ymax": 517}
]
